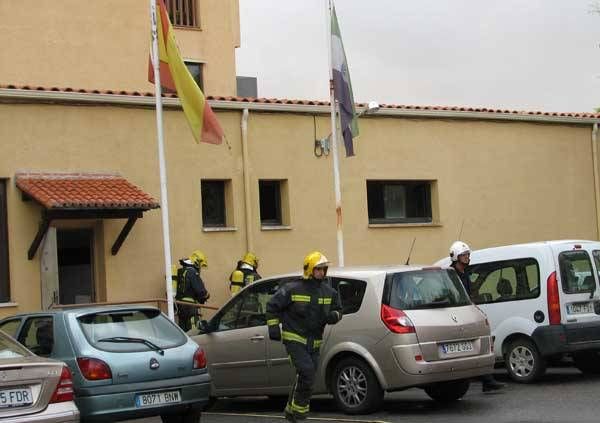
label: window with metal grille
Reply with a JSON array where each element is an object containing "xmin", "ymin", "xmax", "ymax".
[
  {"xmin": 0, "ymin": 179, "xmax": 10, "ymax": 302},
  {"xmin": 165, "ymin": 0, "xmax": 199, "ymax": 27},
  {"xmin": 367, "ymin": 180, "xmax": 432, "ymax": 224}
]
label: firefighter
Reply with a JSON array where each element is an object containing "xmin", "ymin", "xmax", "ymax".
[
  {"xmin": 229, "ymin": 252, "xmax": 261, "ymax": 296},
  {"xmin": 266, "ymin": 251, "xmax": 342, "ymax": 422},
  {"xmin": 176, "ymin": 250, "xmax": 210, "ymax": 332}
]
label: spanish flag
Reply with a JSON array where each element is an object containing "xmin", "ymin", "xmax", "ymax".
[{"xmin": 148, "ymin": 0, "xmax": 223, "ymax": 145}]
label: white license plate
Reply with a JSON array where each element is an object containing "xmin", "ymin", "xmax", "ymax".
[
  {"xmin": 441, "ymin": 340, "xmax": 474, "ymax": 354},
  {"xmin": 135, "ymin": 390, "xmax": 181, "ymax": 408},
  {"xmin": 567, "ymin": 302, "xmax": 595, "ymax": 314},
  {"xmin": 0, "ymin": 388, "xmax": 33, "ymax": 409}
]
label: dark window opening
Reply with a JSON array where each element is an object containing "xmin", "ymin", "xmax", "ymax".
[
  {"xmin": 259, "ymin": 180, "xmax": 282, "ymax": 226},
  {"xmin": 0, "ymin": 180, "xmax": 9, "ymax": 302},
  {"xmin": 201, "ymin": 180, "xmax": 226, "ymax": 227},
  {"xmin": 185, "ymin": 62, "xmax": 204, "ymax": 91},
  {"xmin": 367, "ymin": 180, "xmax": 432, "ymax": 224},
  {"xmin": 165, "ymin": 0, "xmax": 198, "ymax": 27},
  {"xmin": 57, "ymin": 229, "xmax": 94, "ymax": 305}
]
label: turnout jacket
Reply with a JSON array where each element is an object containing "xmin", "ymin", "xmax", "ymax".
[{"xmin": 266, "ymin": 277, "xmax": 342, "ymax": 349}]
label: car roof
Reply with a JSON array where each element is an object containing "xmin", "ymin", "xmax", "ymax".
[
  {"xmin": 472, "ymin": 239, "xmax": 600, "ymax": 254},
  {"xmin": 263, "ymin": 264, "xmax": 441, "ymax": 280},
  {"xmin": 3, "ymin": 304, "xmax": 161, "ymax": 320}
]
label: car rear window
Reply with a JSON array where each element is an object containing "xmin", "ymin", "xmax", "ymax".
[
  {"xmin": 384, "ymin": 269, "xmax": 471, "ymax": 310},
  {"xmin": 0, "ymin": 331, "xmax": 30, "ymax": 359},
  {"xmin": 77, "ymin": 309, "xmax": 187, "ymax": 353},
  {"xmin": 559, "ymin": 250, "xmax": 596, "ymax": 294}
]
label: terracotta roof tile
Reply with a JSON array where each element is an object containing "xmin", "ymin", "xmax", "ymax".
[
  {"xmin": 15, "ymin": 172, "xmax": 159, "ymax": 210},
  {"xmin": 1, "ymin": 83, "xmax": 599, "ymax": 119}
]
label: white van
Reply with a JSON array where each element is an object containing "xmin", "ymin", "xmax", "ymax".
[{"xmin": 435, "ymin": 240, "xmax": 600, "ymax": 383}]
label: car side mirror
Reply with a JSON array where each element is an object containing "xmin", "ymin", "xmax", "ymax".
[{"xmin": 197, "ymin": 319, "xmax": 212, "ymax": 334}]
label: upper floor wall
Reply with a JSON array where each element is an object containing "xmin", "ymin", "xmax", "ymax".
[{"xmin": 0, "ymin": 0, "xmax": 240, "ymax": 96}]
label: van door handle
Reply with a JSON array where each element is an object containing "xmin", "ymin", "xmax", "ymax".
[{"xmin": 250, "ymin": 335, "xmax": 265, "ymax": 342}]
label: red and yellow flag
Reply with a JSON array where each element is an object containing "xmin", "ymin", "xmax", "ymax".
[{"xmin": 148, "ymin": 0, "xmax": 223, "ymax": 145}]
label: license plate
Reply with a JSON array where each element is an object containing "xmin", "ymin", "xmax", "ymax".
[
  {"xmin": 567, "ymin": 302, "xmax": 595, "ymax": 314},
  {"xmin": 0, "ymin": 387, "xmax": 33, "ymax": 409},
  {"xmin": 135, "ymin": 390, "xmax": 181, "ymax": 408},
  {"xmin": 441, "ymin": 340, "xmax": 474, "ymax": 354}
]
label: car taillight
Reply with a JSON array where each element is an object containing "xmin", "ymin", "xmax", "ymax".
[
  {"xmin": 77, "ymin": 357, "xmax": 112, "ymax": 380},
  {"xmin": 50, "ymin": 366, "xmax": 74, "ymax": 403},
  {"xmin": 547, "ymin": 271, "xmax": 561, "ymax": 325},
  {"xmin": 193, "ymin": 348, "xmax": 207, "ymax": 369},
  {"xmin": 380, "ymin": 304, "xmax": 415, "ymax": 334}
]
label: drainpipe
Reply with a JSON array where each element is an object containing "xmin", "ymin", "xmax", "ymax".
[
  {"xmin": 593, "ymin": 123, "xmax": 600, "ymax": 239},
  {"xmin": 241, "ymin": 109, "xmax": 253, "ymax": 253}
]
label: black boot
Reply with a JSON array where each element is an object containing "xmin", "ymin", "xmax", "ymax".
[{"xmin": 482, "ymin": 378, "xmax": 506, "ymax": 392}]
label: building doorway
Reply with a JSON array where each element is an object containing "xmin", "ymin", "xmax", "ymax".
[{"xmin": 57, "ymin": 229, "xmax": 95, "ymax": 305}]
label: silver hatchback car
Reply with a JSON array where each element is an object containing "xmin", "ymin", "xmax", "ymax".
[{"xmin": 192, "ymin": 265, "xmax": 495, "ymax": 414}]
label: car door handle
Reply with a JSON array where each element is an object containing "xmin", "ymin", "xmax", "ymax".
[{"xmin": 250, "ymin": 335, "xmax": 265, "ymax": 342}]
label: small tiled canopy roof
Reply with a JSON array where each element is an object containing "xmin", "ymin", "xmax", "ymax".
[{"xmin": 15, "ymin": 172, "xmax": 159, "ymax": 210}]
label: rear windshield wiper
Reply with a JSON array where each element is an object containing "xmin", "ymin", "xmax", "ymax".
[
  {"xmin": 98, "ymin": 336, "xmax": 164, "ymax": 355},
  {"xmin": 412, "ymin": 299, "xmax": 452, "ymax": 309}
]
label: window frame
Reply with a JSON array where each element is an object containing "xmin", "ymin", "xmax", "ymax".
[
  {"xmin": 184, "ymin": 61, "xmax": 204, "ymax": 91},
  {"xmin": 366, "ymin": 180, "xmax": 433, "ymax": 224},
  {"xmin": 201, "ymin": 179, "xmax": 228, "ymax": 228},
  {"xmin": 467, "ymin": 258, "xmax": 541, "ymax": 304},
  {"xmin": 259, "ymin": 180, "xmax": 283, "ymax": 226},
  {"xmin": 0, "ymin": 179, "xmax": 9, "ymax": 302}
]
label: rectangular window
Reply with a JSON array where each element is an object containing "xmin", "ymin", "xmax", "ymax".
[
  {"xmin": 185, "ymin": 61, "xmax": 204, "ymax": 91},
  {"xmin": 559, "ymin": 251, "xmax": 595, "ymax": 294},
  {"xmin": 367, "ymin": 180, "xmax": 432, "ymax": 224},
  {"xmin": 468, "ymin": 258, "xmax": 541, "ymax": 304},
  {"xmin": 0, "ymin": 180, "xmax": 9, "ymax": 302},
  {"xmin": 165, "ymin": 0, "xmax": 198, "ymax": 27},
  {"xmin": 201, "ymin": 180, "xmax": 227, "ymax": 227},
  {"xmin": 259, "ymin": 180, "xmax": 282, "ymax": 226}
]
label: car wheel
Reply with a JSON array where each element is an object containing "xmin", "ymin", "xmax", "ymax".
[
  {"xmin": 505, "ymin": 338, "xmax": 546, "ymax": 383},
  {"xmin": 160, "ymin": 411, "xmax": 201, "ymax": 423},
  {"xmin": 331, "ymin": 357, "xmax": 383, "ymax": 414},
  {"xmin": 573, "ymin": 350, "xmax": 600, "ymax": 374},
  {"xmin": 424, "ymin": 379, "xmax": 470, "ymax": 402}
]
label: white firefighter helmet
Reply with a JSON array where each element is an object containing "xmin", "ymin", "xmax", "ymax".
[{"xmin": 449, "ymin": 241, "xmax": 470, "ymax": 262}]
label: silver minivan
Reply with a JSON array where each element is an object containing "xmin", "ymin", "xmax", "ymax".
[{"xmin": 191, "ymin": 265, "xmax": 494, "ymax": 414}]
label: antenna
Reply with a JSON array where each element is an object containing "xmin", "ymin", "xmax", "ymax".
[
  {"xmin": 405, "ymin": 238, "xmax": 416, "ymax": 265},
  {"xmin": 457, "ymin": 219, "xmax": 465, "ymax": 240}
]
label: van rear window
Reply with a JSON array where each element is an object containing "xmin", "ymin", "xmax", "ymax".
[
  {"xmin": 559, "ymin": 251, "xmax": 596, "ymax": 294},
  {"xmin": 384, "ymin": 269, "xmax": 471, "ymax": 310}
]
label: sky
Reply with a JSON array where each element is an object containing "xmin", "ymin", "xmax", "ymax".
[{"xmin": 235, "ymin": 0, "xmax": 600, "ymax": 113}]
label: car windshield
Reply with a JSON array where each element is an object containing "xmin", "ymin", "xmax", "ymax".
[
  {"xmin": 77, "ymin": 309, "xmax": 187, "ymax": 353},
  {"xmin": 386, "ymin": 269, "xmax": 471, "ymax": 310},
  {"xmin": 0, "ymin": 330, "xmax": 30, "ymax": 359}
]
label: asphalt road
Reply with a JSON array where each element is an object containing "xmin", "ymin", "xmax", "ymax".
[{"xmin": 128, "ymin": 368, "xmax": 600, "ymax": 423}]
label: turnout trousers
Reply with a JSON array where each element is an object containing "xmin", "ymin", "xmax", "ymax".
[{"xmin": 284, "ymin": 341, "xmax": 320, "ymax": 419}]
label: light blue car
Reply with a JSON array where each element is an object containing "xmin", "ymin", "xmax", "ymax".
[{"xmin": 0, "ymin": 306, "xmax": 210, "ymax": 423}]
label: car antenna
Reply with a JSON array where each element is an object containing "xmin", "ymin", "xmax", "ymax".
[
  {"xmin": 457, "ymin": 219, "xmax": 465, "ymax": 240},
  {"xmin": 405, "ymin": 238, "xmax": 416, "ymax": 265}
]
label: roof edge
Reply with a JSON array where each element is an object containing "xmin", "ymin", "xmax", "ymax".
[{"xmin": 0, "ymin": 86, "xmax": 599, "ymax": 125}]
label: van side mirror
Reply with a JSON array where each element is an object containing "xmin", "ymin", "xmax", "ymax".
[{"xmin": 197, "ymin": 319, "xmax": 212, "ymax": 333}]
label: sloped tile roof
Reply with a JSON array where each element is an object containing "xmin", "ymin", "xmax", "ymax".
[
  {"xmin": 15, "ymin": 172, "xmax": 160, "ymax": 210},
  {"xmin": 1, "ymin": 83, "xmax": 599, "ymax": 119}
]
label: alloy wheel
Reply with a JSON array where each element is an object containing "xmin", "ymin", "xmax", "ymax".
[
  {"xmin": 336, "ymin": 365, "xmax": 368, "ymax": 408},
  {"xmin": 508, "ymin": 344, "xmax": 535, "ymax": 378}
]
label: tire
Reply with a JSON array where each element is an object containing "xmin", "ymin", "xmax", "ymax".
[
  {"xmin": 160, "ymin": 411, "xmax": 201, "ymax": 423},
  {"xmin": 573, "ymin": 350, "xmax": 600, "ymax": 374},
  {"xmin": 424, "ymin": 379, "xmax": 470, "ymax": 402},
  {"xmin": 331, "ymin": 357, "xmax": 383, "ymax": 414},
  {"xmin": 504, "ymin": 338, "xmax": 546, "ymax": 383}
]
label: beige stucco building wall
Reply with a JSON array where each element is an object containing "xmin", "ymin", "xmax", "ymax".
[
  {"xmin": 0, "ymin": 0, "xmax": 240, "ymax": 96},
  {"xmin": 0, "ymin": 93, "xmax": 598, "ymax": 318}
]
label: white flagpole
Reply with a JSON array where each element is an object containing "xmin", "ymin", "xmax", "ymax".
[
  {"xmin": 327, "ymin": 0, "xmax": 345, "ymax": 267},
  {"xmin": 149, "ymin": 0, "xmax": 175, "ymax": 320}
]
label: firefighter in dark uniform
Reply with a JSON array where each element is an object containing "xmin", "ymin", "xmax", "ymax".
[
  {"xmin": 266, "ymin": 251, "xmax": 342, "ymax": 422},
  {"xmin": 176, "ymin": 250, "xmax": 210, "ymax": 332},
  {"xmin": 229, "ymin": 252, "xmax": 261, "ymax": 296},
  {"xmin": 449, "ymin": 241, "xmax": 505, "ymax": 392}
]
